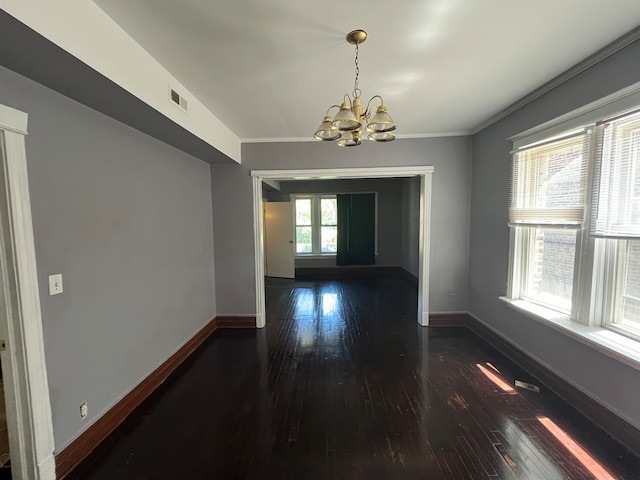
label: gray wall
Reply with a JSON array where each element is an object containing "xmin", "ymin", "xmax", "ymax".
[
  {"xmin": 211, "ymin": 164, "xmax": 256, "ymax": 315},
  {"xmin": 400, "ymin": 176, "xmax": 421, "ymax": 277},
  {"xmin": 212, "ymin": 137, "xmax": 472, "ymax": 315},
  {"xmin": 0, "ymin": 66, "xmax": 217, "ymax": 451},
  {"xmin": 275, "ymin": 178, "xmax": 403, "ymax": 268},
  {"xmin": 470, "ymin": 39, "xmax": 640, "ymax": 429}
]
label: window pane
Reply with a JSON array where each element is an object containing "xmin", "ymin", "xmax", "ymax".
[
  {"xmin": 296, "ymin": 226, "xmax": 312, "ymax": 253},
  {"xmin": 539, "ymin": 144, "xmax": 585, "ymax": 208},
  {"xmin": 519, "ymin": 139, "xmax": 585, "ymax": 209},
  {"xmin": 524, "ymin": 228, "xmax": 576, "ymax": 312},
  {"xmin": 511, "ymin": 135, "xmax": 587, "ymax": 224},
  {"xmin": 622, "ymin": 240, "xmax": 640, "ymax": 329},
  {"xmin": 631, "ymin": 130, "xmax": 640, "ymax": 198},
  {"xmin": 321, "ymin": 198, "xmax": 337, "ymax": 225},
  {"xmin": 625, "ymin": 129, "xmax": 640, "ymax": 227},
  {"xmin": 321, "ymin": 226, "xmax": 337, "ymax": 253},
  {"xmin": 592, "ymin": 114, "xmax": 640, "ymax": 236},
  {"xmin": 296, "ymin": 199, "xmax": 311, "ymax": 225}
]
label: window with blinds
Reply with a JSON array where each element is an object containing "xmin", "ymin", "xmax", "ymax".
[
  {"xmin": 591, "ymin": 109, "xmax": 640, "ymax": 238},
  {"xmin": 589, "ymin": 109, "xmax": 640, "ymax": 338},
  {"xmin": 508, "ymin": 130, "xmax": 591, "ymax": 313},
  {"xmin": 510, "ymin": 131, "xmax": 590, "ymax": 227},
  {"xmin": 506, "ymin": 88, "xmax": 640, "ymax": 346}
]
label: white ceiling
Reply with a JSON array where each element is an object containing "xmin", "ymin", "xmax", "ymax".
[{"xmin": 93, "ymin": 0, "xmax": 640, "ymax": 142}]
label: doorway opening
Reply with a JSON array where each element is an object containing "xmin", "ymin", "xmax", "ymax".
[{"xmin": 251, "ymin": 166, "xmax": 434, "ymax": 328}]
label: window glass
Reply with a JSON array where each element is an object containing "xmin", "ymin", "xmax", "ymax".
[
  {"xmin": 295, "ymin": 198, "xmax": 312, "ymax": 253},
  {"xmin": 296, "ymin": 198, "xmax": 311, "ymax": 225},
  {"xmin": 320, "ymin": 198, "xmax": 337, "ymax": 253},
  {"xmin": 296, "ymin": 226, "xmax": 312, "ymax": 253},
  {"xmin": 515, "ymin": 140, "xmax": 585, "ymax": 209},
  {"xmin": 620, "ymin": 240, "xmax": 640, "ymax": 334},
  {"xmin": 523, "ymin": 228, "xmax": 576, "ymax": 313},
  {"xmin": 321, "ymin": 198, "xmax": 337, "ymax": 225},
  {"xmin": 592, "ymin": 113, "xmax": 640, "ymax": 236},
  {"xmin": 321, "ymin": 226, "xmax": 337, "ymax": 253}
]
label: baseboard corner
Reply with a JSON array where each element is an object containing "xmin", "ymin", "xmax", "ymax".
[
  {"xmin": 215, "ymin": 315, "xmax": 257, "ymax": 328},
  {"xmin": 428, "ymin": 312, "xmax": 471, "ymax": 327},
  {"xmin": 55, "ymin": 317, "xmax": 219, "ymax": 479}
]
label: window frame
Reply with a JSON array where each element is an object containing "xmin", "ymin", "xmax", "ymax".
[
  {"xmin": 507, "ymin": 131, "xmax": 591, "ymax": 320},
  {"xmin": 505, "ymin": 83, "xmax": 640, "ymax": 354},
  {"xmin": 292, "ymin": 192, "xmax": 380, "ymax": 258},
  {"xmin": 293, "ymin": 194, "xmax": 337, "ymax": 257},
  {"xmin": 319, "ymin": 197, "xmax": 338, "ymax": 254}
]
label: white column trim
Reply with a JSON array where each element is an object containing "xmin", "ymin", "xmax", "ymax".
[
  {"xmin": 0, "ymin": 104, "xmax": 56, "ymax": 479},
  {"xmin": 252, "ymin": 176, "xmax": 266, "ymax": 328},
  {"xmin": 251, "ymin": 166, "xmax": 434, "ymax": 327},
  {"xmin": 418, "ymin": 172, "xmax": 433, "ymax": 326}
]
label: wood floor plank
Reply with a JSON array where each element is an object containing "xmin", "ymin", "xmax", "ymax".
[{"xmin": 67, "ymin": 277, "xmax": 640, "ymax": 479}]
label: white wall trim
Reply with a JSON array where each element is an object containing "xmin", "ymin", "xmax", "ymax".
[
  {"xmin": 251, "ymin": 166, "xmax": 434, "ymax": 326},
  {"xmin": 471, "ymin": 25, "xmax": 640, "ymax": 135},
  {"xmin": 252, "ymin": 166, "xmax": 434, "ymax": 180},
  {"xmin": 418, "ymin": 172, "xmax": 433, "ymax": 326},
  {"xmin": 0, "ymin": 104, "xmax": 56, "ymax": 479},
  {"xmin": 252, "ymin": 175, "xmax": 266, "ymax": 328},
  {"xmin": 241, "ymin": 132, "xmax": 469, "ymax": 143},
  {"xmin": 0, "ymin": 104, "xmax": 28, "ymax": 135},
  {"xmin": 499, "ymin": 296, "xmax": 640, "ymax": 373},
  {"xmin": 509, "ymin": 80, "xmax": 640, "ymax": 148}
]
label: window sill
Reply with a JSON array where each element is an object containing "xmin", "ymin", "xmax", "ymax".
[
  {"xmin": 295, "ymin": 253, "xmax": 336, "ymax": 258},
  {"xmin": 499, "ymin": 296, "xmax": 640, "ymax": 372}
]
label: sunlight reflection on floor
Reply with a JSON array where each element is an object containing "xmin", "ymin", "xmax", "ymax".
[{"xmin": 294, "ymin": 285, "xmax": 346, "ymax": 348}]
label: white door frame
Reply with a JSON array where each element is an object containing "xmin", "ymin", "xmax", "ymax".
[
  {"xmin": 0, "ymin": 104, "xmax": 56, "ymax": 479},
  {"xmin": 251, "ymin": 166, "xmax": 434, "ymax": 328}
]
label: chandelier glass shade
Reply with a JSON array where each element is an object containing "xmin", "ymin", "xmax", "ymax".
[{"xmin": 313, "ymin": 30, "xmax": 396, "ymax": 146}]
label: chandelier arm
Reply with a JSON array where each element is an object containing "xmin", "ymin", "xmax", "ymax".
[
  {"xmin": 325, "ymin": 105, "xmax": 342, "ymax": 116},
  {"xmin": 364, "ymin": 95, "xmax": 384, "ymax": 118}
]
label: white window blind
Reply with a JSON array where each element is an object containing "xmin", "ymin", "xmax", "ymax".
[
  {"xmin": 591, "ymin": 109, "xmax": 640, "ymax": 238},
  {"xmin": 509, "ymin": 131, "xmax": 590, "ymax": 227}
]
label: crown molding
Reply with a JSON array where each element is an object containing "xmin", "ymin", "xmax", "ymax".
[
  {"xmin": 471, "ymin": 26, "xmax": 640, "ymax": 135},
  {"xmin": 241, "ymin": 131, "xmax": 470, "ymax": 144}
]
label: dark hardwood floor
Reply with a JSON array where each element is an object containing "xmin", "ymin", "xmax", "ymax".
[{"xmin": 67, "ymin": 276, "xmax": 640, "ymax": 479}]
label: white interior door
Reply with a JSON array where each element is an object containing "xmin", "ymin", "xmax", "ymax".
[{"xmin": 264, "ymin": 202, "xmax": 295, "ymax": 278}]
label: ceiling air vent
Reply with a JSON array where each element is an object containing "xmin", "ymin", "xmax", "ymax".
[{"xmin": 169, "ymin": 86, "xmax": 188, "ymax": 113}]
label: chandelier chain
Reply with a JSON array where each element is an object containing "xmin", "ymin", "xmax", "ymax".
[{"xmin": 353, "ymin": 43, "xmax": 361, "ymax": 98}]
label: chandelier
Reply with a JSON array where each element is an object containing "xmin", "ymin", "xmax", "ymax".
[{"xmin": 313, "ymin": 30, "xmax": 396, "ymax": 147}]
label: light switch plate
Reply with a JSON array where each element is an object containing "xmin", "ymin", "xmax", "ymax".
[{"xmin": 48, "ymin": 274, "xmax": 63, "ymax": 295}]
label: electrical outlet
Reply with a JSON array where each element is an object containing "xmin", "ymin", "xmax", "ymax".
[
  {"xmin": 48, "ymin": 274, "xmax": 63, "ymax": 295},
  {"xmin": 80, "ymin": 402, "xmax": 88, "ymax": 419}
]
